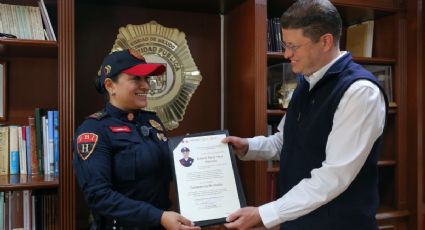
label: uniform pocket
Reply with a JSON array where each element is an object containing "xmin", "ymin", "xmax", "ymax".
[{"xmin": 113, "ymin": 150, "xmax": 136, "ymax": 181}]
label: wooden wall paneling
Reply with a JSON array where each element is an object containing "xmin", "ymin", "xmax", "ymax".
[
  {"xmin": 58, "ymin": 0, "xmax": 76, "ymax": 229},
  {"xmin": 406, "ymin": 0, "xmax": 425, "ymax": 228},
  {"xmin": 373, "ymin": 14, "xmax": 397, "ymax": 58},
  {"xmin": 225, "ymin": 0, "xmax": 256, "ymax": 206},
  {"xmin": 331, "ymin": 0, "xmax": 398, "ymax": 10},
  {"xmin": 419, "ymin": 0, "xmax": 424, "ymax": 227},
  {"xmin": 394, "ymin": 11, "xmax": 408, "ymax": 213},
  {"xmin": 6, "ymin": 58, "xmax": 58, "ymax": 125},
  {"xmin": 224, "ymin": 0, "xmax": 268, "ymax": 206},
  {"xmin": 405, "ymin": 0, "xmax": 424, "ymax": 228},
  {"xmin": 253, "ymin": 0, "xmax": 268, "ymax": 206}
]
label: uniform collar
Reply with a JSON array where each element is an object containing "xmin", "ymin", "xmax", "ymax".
[{"xmin": 105, "ymin": 102, "xmax": 142, "ymax": 123}]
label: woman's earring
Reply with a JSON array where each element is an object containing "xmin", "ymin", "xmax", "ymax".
[{"xmin": 111, "ymin": 92, "xmax": 116, "ymax": 96}]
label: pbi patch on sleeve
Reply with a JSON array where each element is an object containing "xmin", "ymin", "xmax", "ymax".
[{"xmin": 77, "ymin": 133, "xmax": 99, "ymax": 160}]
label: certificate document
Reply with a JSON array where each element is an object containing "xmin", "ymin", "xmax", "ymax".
[{"xmin": 169, "ymin": 130, "xmax": 246, "ymax": 227}]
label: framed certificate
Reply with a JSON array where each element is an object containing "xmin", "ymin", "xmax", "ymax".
[{"xmin": 168, "ymin": 130, "xmax": 246, "ymax": 227}]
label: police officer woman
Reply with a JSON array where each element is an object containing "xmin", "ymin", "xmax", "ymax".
[{"xmin": 73, "ymin": 49, "xmax": 200, "ymax": 230}]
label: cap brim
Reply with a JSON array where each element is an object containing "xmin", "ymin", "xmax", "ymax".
[{"xmin": 122, "ymin": 63, "xmax": 166, "ymax": 77}]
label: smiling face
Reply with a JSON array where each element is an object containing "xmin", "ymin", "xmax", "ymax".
[
  {"xmin": 105, "ymin": 73, "xmax": 150, "ymax": 111},
  {"xmin": 182, "ymin": 150, "xmax": 189, "ymax": 159},
  {"xmin": 282, "ymin": 28, "xmax": 330, "ymax": 76}
]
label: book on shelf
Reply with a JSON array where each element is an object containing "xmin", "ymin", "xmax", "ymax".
[
  {"xmin": 35, "ymin": 108, "xmax": 59, "ymax": 175},
  {"xmin": 9, "ymin": 126, "xmax": 19, "ymax": 175},
  {"xmin": 25, "ymin": 126, "xmax": 31, "ymax": 174},
  {"xmin": 346, "ymin": 20, "xmax": 374, "ymax": 57},
  {"xmin": 28, "ymin": 117, "xmax": 39, "ymax": 175},
  {"xmin": 0, "ymin": 126, "xmax": 9, "ymax": 175},
  {"xmin": 12, "ymin": 190, "xmax": 24, "ymax": 230},
  {"xmin": 46, "ymin": 111, "xmax": 55, "ymax": 174},
  {"xmin": 5, "ymin": 191, "xmax": 11, "ymax": 230},
  {"xmin": 23, "ymin": 190, "xmax": 32, "ymax": 230},
  {"xmin": 53, "ymin": 111, "xmax": 59, "ymax": 175},
  {"xmin": 18, "ymin": 126, "xmax": 27, "ymax": 174},
  {"xmin": 267, "ymin": 17, "xmax": 283, "ymax": 52},
  {"xmin": 267, "ymin": 63, "xmax": 298, "ymax": 109},
  {"xmin": 38, "ymin": 0, "xmax": 56, "ymax": 41},
  {"xmin": 0, "ymin": 192, "xmax": 3, "ymax": 228},
  {"xmin": 362, "ymin": 64, "xmax": 393, "ymax": 103},
  {"xmin": 0, "ymin": 1, "xmax": 56, "ymax": 41},
  {"xmin": 0, "ymin": 190, "xmax": 57, "ymax": 230},
  {"xmin": 0, "ymin": 3, "xmax": 45, "ymax": 40},
  {"xmin": 31, "ymin": 190, "xmax": 58, "ymax": 229},
  {"xmin": 0, "ymin": 109, "xmax": 59, "ymax": 177},
  {"xmin": 35, "ymin": 108, "xmax": 45, "ymax": 175}
]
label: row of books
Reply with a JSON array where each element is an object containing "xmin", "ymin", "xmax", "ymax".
[
  {"xmin": 0, "ymin": 109, "xmax": 59, "ymax": 176},
  {"xmin": 0, "ymin": 190, "xmax": 57, "ymax": 230},
  {"xmin": 267, "ymin": 17, "xmax": 283, "ymax": 52},
  {"xmin": 0, "ymin": 1, "xmax": 56, "ymax": 41}
]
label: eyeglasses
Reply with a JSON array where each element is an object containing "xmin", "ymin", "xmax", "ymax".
[{"xmin": 280, "ymin": 41, "xmax": 309, "ymax": 53}]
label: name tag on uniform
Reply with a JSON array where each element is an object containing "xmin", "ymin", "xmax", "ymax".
[{"xmin": 109, "ymin": 126, "xmax": 131, "ymax": 133}]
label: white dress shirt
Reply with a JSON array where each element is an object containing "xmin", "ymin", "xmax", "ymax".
[{"xmin": 241, "ymin": 52, "xmax": 386, "ymax": 228}]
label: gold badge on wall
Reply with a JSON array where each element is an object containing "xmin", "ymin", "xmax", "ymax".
[{"xmin": 111, "ymin": 21, "xmax": 202, "ymax": 130}]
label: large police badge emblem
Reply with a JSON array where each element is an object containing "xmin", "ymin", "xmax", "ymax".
[{"xmin": 111, "ymin": 21, "xmax": 202, "ymax": 130}]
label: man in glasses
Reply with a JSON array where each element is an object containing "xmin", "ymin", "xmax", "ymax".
[{"xmin": 223, "ymin": 0, "xmax": 387, "ymax": 229}]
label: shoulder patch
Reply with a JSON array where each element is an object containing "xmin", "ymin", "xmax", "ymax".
[
  {"xmin": 87, "ymin": 110, "xmax": 108, "ymax": 120},
  {"xmin": 77, "ymin": 133, "xmax": 98, "ymax": 160}
]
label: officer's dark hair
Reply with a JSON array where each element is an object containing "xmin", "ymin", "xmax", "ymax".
[
  {"xmin": 94, "ymin": 74, "xmax": 120, "ymax": 99},
  {"xmin": 280, "ymin": 0, "xmax": 342, "ymax": 46}
]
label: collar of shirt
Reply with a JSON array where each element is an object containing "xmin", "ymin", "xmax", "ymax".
[
  {"xmin": 105, "ymin": 102, "xmax": 142, "ymax": 123},
  {"xmin": 304, "ymin": 51, "xmax": 347, "ymax": 91}
]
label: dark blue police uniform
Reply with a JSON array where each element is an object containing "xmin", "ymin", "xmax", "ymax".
[
  {"xmin": 73, "ymin": 102, "xmax": 172, "ymax": 230},
  {"xmin": 179, "ymin": 157, "xmax": 194, "ymax": 167}
]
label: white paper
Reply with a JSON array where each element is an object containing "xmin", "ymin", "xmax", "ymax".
[{"xmin": 173, "ymin": 133, "xmax": 241, "ymax": 222}]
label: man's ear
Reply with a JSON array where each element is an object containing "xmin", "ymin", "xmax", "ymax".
[{"xmin": 321, "ymin": 33, "xmax": 334, "ymax": 52}]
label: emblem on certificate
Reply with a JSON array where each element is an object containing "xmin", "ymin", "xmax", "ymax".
[
  {"xmin": 168, "ymin": 130, "xmax": 246, "ymax": 227},
  {"xmin": 111, "ymin": 21, "xmax": 202, "ymax": 130}
]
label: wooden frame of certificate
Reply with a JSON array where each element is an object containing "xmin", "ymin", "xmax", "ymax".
[{"xmin": 168, "ymin": 130, "xmax": 246, "ymax": 227}]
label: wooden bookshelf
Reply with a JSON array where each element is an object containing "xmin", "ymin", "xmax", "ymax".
[
  {"xmin": 0, "ymin": 39, "xmax": 57, "ymax": 58},
  {"xmin": 0, "ymin": 0, "xmax": 417, "ymax": 229},
  {"xmin": 0, "ymin": 0, "xmax": 62, "ymax": 228},
  {"xmin": 0, "ymin": 174, "xmax": 58, "ymax": 191}
]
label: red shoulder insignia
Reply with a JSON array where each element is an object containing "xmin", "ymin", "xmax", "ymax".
[{"xmin": 77, "ymin": 133, "xmax": 98, "ymax": 160}]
